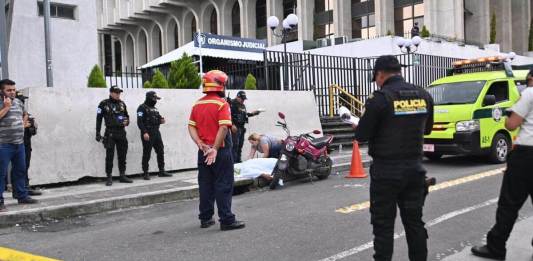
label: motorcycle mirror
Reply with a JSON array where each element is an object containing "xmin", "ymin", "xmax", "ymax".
[
  {"xmin": 313, "ymin": 130, "xmax": 321, "ymax": 135},
  {"xmin": 278, "ymin": 112, "xmax": 286, "ymax": 119}
]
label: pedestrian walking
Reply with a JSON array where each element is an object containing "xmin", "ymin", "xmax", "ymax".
[
  {"xmin": 96, "ymin": 86, "xmax": 133, "ymax": 186},
  {"xmin": 353, "ymin": 56, "xmax": 434, "ymax": 261},
  {"xmin": 471, "ymin": 70, "xmax": 533, "ymax": 260},
  {"xmin": 137, "ymin": 91, "xmax": 172, "ymax": 180},
  {"xmin": 188, "ymin": 70, "xmax": 245, "ymax": 231},
  {"xmin": 0, "ymin": 79, "xmax": 38, "ymax": 212},
  {"xmin": 230, "ymin": 91, "xmax": 261, "ymax": 163}
]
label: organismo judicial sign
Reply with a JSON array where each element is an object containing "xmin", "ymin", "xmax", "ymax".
[{"xmin": 194, "ymin": 33, "xmax": 267, "ymax": 53}]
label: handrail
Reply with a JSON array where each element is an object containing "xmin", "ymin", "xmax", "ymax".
[{"xmin": 328, "ymin": 84, "xmax": 365, "ymax": 118}]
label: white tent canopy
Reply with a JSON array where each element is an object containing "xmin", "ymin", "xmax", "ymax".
[{"xmin": 140, "ymin": 42, "xmax": 265, "ymax": 69}]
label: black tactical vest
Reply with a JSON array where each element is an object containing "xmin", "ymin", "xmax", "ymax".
[
  {"xmin": 369, "ymin": 79, "xmax": 430, "ymax": 160},
  {"xmin": 231, "ymin": 99, "xmax": 247, "ymax": 127},
  {"xmin": 141, "ymin": 104, "xmax": 161, "ymax": 130},
  {"xmin": 102, "ymin": 99, "xmax": 128, "ymax": 128}
]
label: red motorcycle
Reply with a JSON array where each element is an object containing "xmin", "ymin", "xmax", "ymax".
[{"xmin": 270, "ymin": 112, "xmax": 334, "ymax": 189}]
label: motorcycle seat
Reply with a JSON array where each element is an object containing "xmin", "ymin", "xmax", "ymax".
[{"xmin": 310, "ymin": 136, "xmax": 332, "ymax": 149}]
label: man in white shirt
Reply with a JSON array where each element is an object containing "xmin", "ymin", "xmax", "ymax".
[{"xmin": 472, "ymin": 69, "xmax": 533, "ymax": 260}]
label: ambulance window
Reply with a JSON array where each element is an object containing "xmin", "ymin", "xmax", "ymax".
[
  {"xmin": 515, "ymin": 80, "xmax": 526, "ymax": 94},
  {"xmin": 485, "ymin": 81, "xmax": 509, "ymax": 103}
]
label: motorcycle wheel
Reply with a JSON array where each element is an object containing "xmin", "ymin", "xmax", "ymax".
[
  {"xmin": 316, "ymin": 157, "xmax": 333, "ymax": 180},
  {"xmin": 269, "ymin": 166, "xmax": 282, "ymax": 190}
]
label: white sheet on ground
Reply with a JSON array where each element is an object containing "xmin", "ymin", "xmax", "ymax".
[{"xmin": 234, "ymin": 158, "xmax": 278, "ymax": 179}]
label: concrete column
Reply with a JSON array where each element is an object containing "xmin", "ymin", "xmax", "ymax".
[
  {"xmin": 512, "ymin": 0, "xmax": 530, "ymax": 54},
  {"xmin": 266, "ymin": 0, "xmax": 283, "ymax": 46},
  {"xmin": 489, "ymin": 0, "xmax": 512, "ymax": 52},
  {"xmin": 111, "ymin": 36, "xmax": 116, "ymax": 72},
  {"xmin": 297, "ymin": 0, "xmax": 314, "ymax": 41},
  {"xmin": 98, "ymin": 33, "xmax": 105, "ymax": 70},
  {"xmin": 424, "ymin": 0, "xmax": 464, "ymax": 40},
  {"xmin": 333, "ymin": 0, "xmax": 351, "ymax": 38},
  {"xmin": 464, "ymin": 0, "xmax": 490, "ymax": 45},
  {"xmin": 375, "ymin": 0, "xmax": 394, "ymax": 36},
  {"xmin": 242, "ymin": 0, "xmax": 257, "ymax": 38},
  {"xmin": 220, "ymin": 0, "xmax": 233, "ymax": 35}
]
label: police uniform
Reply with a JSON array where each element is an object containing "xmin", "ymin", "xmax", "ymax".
[
  {"xmin": 230, "ymin": 91, "xmax": 259, "ymax": 163},
  {"xmin": 471, "ymin": 79, "xmax": 533, "ymax": 259},
  {"xmin": 188, "ymin": 70, "xmax": 245, "ymax": 231},
  {"xmin": 354, "ymin": 56, "xmax": 434, "ymax": 261},
  {"xmin": 137, "ymin": 91, "xmax": 171, "ymax": 180},
  {"xmin": 96, "ymin": 86, "xmax": 132, "ymax": 186}
]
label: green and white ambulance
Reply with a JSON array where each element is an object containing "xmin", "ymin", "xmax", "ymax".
[{"xmin": 423, "ymin": 56, "xmax": 528, "ymax": 163}]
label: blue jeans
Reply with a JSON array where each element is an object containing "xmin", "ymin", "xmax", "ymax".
[{"xmin": 0, "ymin": 143, "xmax": 28, "ymax": 201}]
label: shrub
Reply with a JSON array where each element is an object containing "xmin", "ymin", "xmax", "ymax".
[{"xmin": 87, "ymin": 65, "xmax": 107, "ymax": 88}]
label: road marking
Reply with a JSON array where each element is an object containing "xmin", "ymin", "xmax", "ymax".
[
  {"xmin": 335, "ymin": 167, "xmax": 505, "ymax": 214},
  {"xmin": 0, "ymin": 247, "xmax": 61, "ymax": 261},
  {"xmin": 320, "ymin": 198, "xmax": 498, "ymax": 261}
]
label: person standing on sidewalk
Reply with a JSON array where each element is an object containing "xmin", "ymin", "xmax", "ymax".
[
  {"xmin": 0, "ymin": 79, "xmax": 38, "ymax": 212},
  {"xmin": 17, "ymin": 92, "xmax": 41, "ymax": 196},
  {"xmin": 96, "ymin": 86, "xmax": 133, "ymax": 186},
  {"xmin": 353, "ymin": 56, "xmax": 434, "ymax": 261},
  {"xmin": 137, "ymin": 91, "xmax": 172, "ymax": 180},
  {"xmin": 471, "ymin": 70, "xmax": 533, "ymax": 260},
  {"xmin": 188, "ymin": 70, "xmax": 245, "ymax": 231},
  {"xmin": 230, "ymin": 91, "xmax": 260, "ymax": 163}
]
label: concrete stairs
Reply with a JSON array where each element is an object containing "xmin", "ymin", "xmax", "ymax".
[{"xmin": 321, "ymin": 116, "xmax": 355, "ymax": 150}]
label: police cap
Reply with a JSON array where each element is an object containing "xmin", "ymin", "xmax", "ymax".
[
  {"xmin": 146, "ymin": 91, "xmax": 161, "ymax": 100},
  {"xmin": 372, "ymin": 55, "xmax": 402, "ymax": 82},
  {"xmin": 237, "ymin": 90, "xmax": 247, "ymax": 100},
  {"xmin": 109, "ymin": 86, "xmax": 123, "ymax": 93}
]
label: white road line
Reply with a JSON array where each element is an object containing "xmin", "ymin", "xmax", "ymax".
[{"xmin": 318, "ymin": 198, "xmax": 498, "ymax": 261}]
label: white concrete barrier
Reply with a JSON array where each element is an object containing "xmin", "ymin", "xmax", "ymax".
[{"xmin": 24, "ymin": 87, "xmax": 322, "ymax": 185}]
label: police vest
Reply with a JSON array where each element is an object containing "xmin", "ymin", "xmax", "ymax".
[
  {"xmin": 102, "ymin": 100, "xmax": 128, "ymax": 128},
  {"xmin": 231, "ymin": 100, "xmax": 247, "ymax": 126},
  {"xmin": 369, "ymin": 83, "xmax": 430, "ymax": 160},
  {"xmin": 141, "ymin": 104, "xmax": 161, "ymax": 130}
]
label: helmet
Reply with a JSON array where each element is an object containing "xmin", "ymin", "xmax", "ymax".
[{"xmin": 202, "ymin": 70, "xmax": 228, "ymax": 93}]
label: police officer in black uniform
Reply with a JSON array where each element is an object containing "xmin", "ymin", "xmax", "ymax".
[
  {"xmin": 96, "ymin": 86, "xmax": 133, "ymax": 186},
  {"xmin": 137, "ymin": 91, "xmax": 172, "ymax": 180},
  {"xmin": 230, "ymin": 91, "xmax": 260, "ymax": 163},
  {"xmin": 353, "ymin": 56, "xmax": 434, "ymax": 261}
]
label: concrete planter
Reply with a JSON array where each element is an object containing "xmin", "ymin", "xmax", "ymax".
[{"xmin": 484, "ymin": 44, "xmax": 501, "ymax": 52}]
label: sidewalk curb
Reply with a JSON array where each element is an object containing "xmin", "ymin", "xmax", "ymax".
[{"xmin": 0, "ymin": 159, "xmax": 371, "ymax": 228}]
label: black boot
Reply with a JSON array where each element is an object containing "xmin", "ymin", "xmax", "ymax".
[
  {"xmin": 220, "ymin": 221, "xmax": 246, "ymax": 231},
  {"xmin": 471, "ymin": 245, "xmax": 505, "ymax": 260},
  {"xmin": 119, "ymin": 172, "xmax": 133, "ymax": 183},
  {"xmin": 105, "ymin": 175, "xmax": 113, "ymax": 186},
  {"xmin": 143, "ymin": 171, "xmax": 150, "ymax": 180},
  {"xmin": 158, "ymin": 170, "xmax": 172, "ymax": 177}
]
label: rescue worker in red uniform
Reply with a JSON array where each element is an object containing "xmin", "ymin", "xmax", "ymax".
[{"xmin": 188, "ymin": 70, "xmax": 246, "ymax": 231}]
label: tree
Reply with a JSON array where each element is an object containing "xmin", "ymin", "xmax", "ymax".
[
  {"xmin": 143, "ymin": 81, "xmax": 152, "ymax": 88},
  {"xmin": 87, "ymin": 65, "xmax": 107, "ymax": 88},
  {"xmin": 386, "ymin": 30, "xmax": 393, "ymax": 36},
  {"xmin": 420, "ymin": 26, "xmax": 430, "ymax": 38},
  {"xmin": 150, "ymin": 69, "xmax": 169, "ymax": 88},
  {"xmin": 490, "ymin": 13, "xmax": 497, "ymax": 44},
  {"xmin": 244, "ymin": 73, "xmax": 257, "ymax": 90},
  {"xmin": 527, "ymin": 19, "xmax": 533, "ymax": 52},
  {"xmin": 168, "ymin": 53, "xmax": 202, "ymax": 89}
]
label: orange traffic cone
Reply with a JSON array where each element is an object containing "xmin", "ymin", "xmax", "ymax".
[{"xmin": 345, "ymin": 141, "xmax": 367, "ymax": 178}]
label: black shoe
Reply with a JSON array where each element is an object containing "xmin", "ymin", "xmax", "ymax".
[
  {"xmin": 471, "ymin": 245, "xmax": 505, "ymax": 260},
  {"xmin": 119, "ymin": 175, "xmax": 133, "ymax": 183},
  {"xmin": 143, "ymin": 172, "xmax": 151, "ymax": 180},
  {"xmin": 28, "ymin": 189, "xmax": 42, "ymax": 196},
  {"xmin": 17, "ymin": 197, "xmax": 38, "ymax": 204},
  {"xmin": 158, "ymin": 171, "xmax": 172, "ymax": 177},
  {"xmin": 200, "ymin": 220, "xmax": 215, "ymax": 228},
  {"xmin": 220, "ymin": 221, "xmax": 246, "ymax": 231},
  {"xmin": 106, "ymin": 177, "xmax": 113, "ymax": 186},
  {"xmin": 426, "ymin": 177, "xmax": 437, "ymax": 187}
]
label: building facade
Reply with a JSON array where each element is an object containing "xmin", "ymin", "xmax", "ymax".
[
  {"xmin": 7, "ymin": 0, "xmax": 98, "ymax": 88},
  {"xmin": 99, "ymin": 0, "xmax": 532, "ymax": 73}
]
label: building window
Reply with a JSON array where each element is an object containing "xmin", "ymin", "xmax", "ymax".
[
  {"xmin": 210, "ymin": 9, "xmax": 218, "ymax": 34},
  {"xmin": 394, "ymin": 0, "xmax": 424, "ymax": 37},
  {"xmin": 37, "ymin": 2, "xmax": 76, "ymax": 20},
  {"xmin": 174, "ymin": 24, "xmax": 179, "ymax": 49},
  {"xmin": 351, "ymin": 0, "xmax": 375, "ymax": 39},
  {"xmin": 256, "ymin": 0, "xmax": 267, "ymax": 39},
  {"xmin": 314, "ymin": 0, "xmax": 335, "ymax": 40},
  {"xmin": 191, "ymin": 17, "xmax": 197, "ymax": 39},
  {"xmin": 283, "ymin": 0, "xmax": 297, "ymax": 42},
  {"xmin": 231, "ymin": 2, "xmax": 241, "ymax": 37}
]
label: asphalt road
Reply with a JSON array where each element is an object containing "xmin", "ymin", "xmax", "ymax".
[{"xmin": 1, "ymin": 156, "xmax": 532, "ymax": 261}]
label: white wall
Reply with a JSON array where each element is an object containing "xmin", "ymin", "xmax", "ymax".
[
  {"xmin": 25, "ymin": 87, "xmax": 322, "ymax": 185},
  {"xmin": 8, "ymin": 0, "xmax": 98, "ymax": 88}
]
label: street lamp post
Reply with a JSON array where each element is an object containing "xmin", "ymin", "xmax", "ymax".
[
  {"xmin": 395, "ymin": 35, "xmax": 422, "ymax": 54},
  {"xmin": 267, "ymin": 14, "xmax": 298, "ymax": 91}
]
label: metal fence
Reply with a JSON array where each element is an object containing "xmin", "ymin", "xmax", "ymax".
[{"xmin": 105, "ymin": 66, "xmax": 143, "ymax": 89}]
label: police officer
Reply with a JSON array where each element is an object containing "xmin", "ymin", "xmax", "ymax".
[
  {"xmin": 471, "ymin": 70, "xmax": 533, "ymax": 260},
  {"xmin": 137, "ymin": 91, "xmax": 172, "ymax": 180},
  {"xmin": 230, "ymin": 91, "xmax": 260, "ymax": 163},
  {"xmin": 353, "ymin": 55, "xmax": 434, "ymax": 261},
  {"xmin": 96, "ymin": 86, "xmax": 133, "ymax": 186},
  {"xmin": 188, "ymin": 70, "xmax": 245, "ymax": 231}
]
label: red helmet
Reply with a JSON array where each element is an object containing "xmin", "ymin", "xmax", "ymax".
[{"xmin": 202, "ymin": 70, "xmax": 228, "ymax": 93}]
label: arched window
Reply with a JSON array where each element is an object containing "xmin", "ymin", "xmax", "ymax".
[
  {"xmin": 210, "ymin": 9, "xmax": 218, "ymax": 34},
  {"xmin": 256, "ymin": 0, "xmax": 267, "ymax": 39},
  {"xmin": 231, "ymin": 2, "xmax": 241, "ymax": 37},
  {"xmin": 191, "ymin": 16, "xmax": 197, "ymax": 39}
]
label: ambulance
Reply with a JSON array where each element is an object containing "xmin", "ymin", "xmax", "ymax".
[{"xmin": 423, "ymin": 56, "xmax": 528, "ymax": 163}]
